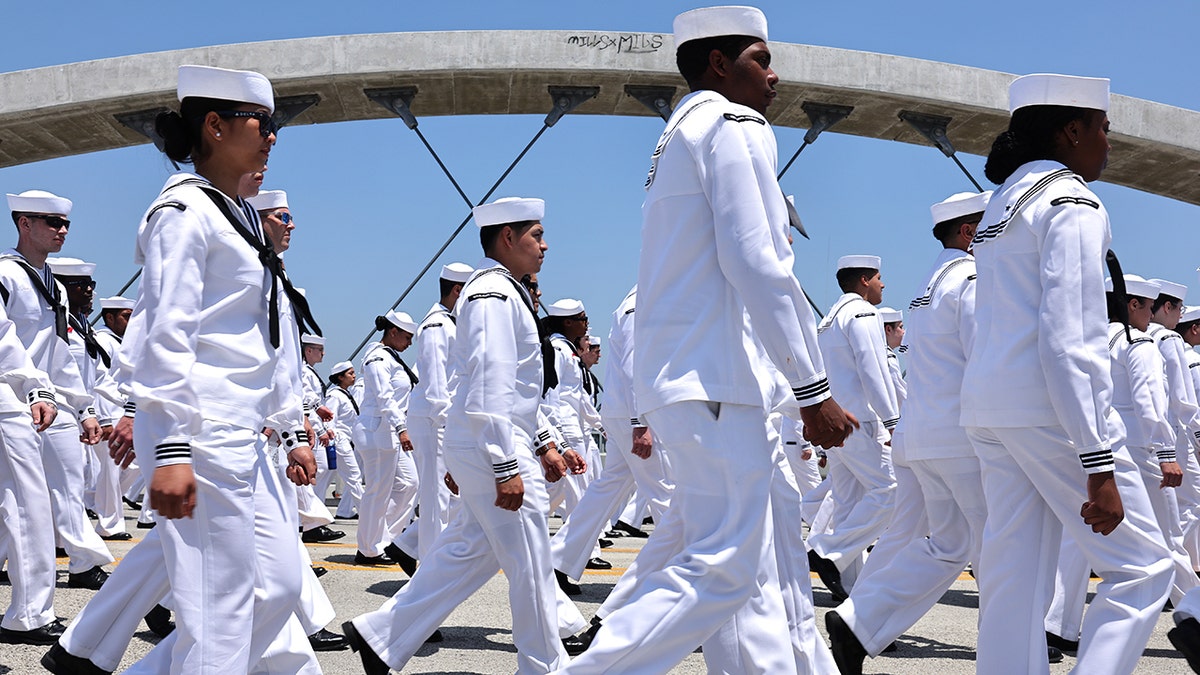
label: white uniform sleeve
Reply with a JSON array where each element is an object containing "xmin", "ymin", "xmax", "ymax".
[
  {"xmin": 419, "ymin": 323, "xmax": 454, "ymax": 426},
  {"xmin": 390, "ymin": 366, "xmax": 412, "ymax": 433},
  {"xmin": 128, "ymin": 207, "xmax": 208, "ymax": 466},
  {"xmin": 1036, "ymin": 201, "xmax": 1114, "ymax": 473},
  {"xmin": 1128, "ymin": 339, "xmax": 1177, "ymax": 461},
  {"xmin": 703, "ymin": 117, "xmax": 829, "ymax": 405},
  {"xmin": 847, "ymin": 314, "xmax": 899, "ymax": 428},
  {"xmin": 957, "ymin": 274, "xmax": 979, "ymax": 363},
  {"xmin": 1159, "ymin": 335, "xmax": 1200, "ymax": 449},
  {"xmin": 457, "ymin": 291, "xmax": 523, "ymax": 480},
  {"xmin": 363, "ymin": 355, "xmax": 402, "ymax": 431},
  {"xmin": 0, "ymin": 301, "xmax": 54, "ymax": 404}
]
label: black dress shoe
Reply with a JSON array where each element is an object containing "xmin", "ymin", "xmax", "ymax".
[
  {"xmin": 578, "ymin": 616, "xmax": 603, "ymax": 651},
  {"xmin": 1046, "ymin": 630, "xmax": 1079, "ymax": 653},
  {"xmin": 301, "ymin": 525, "xmax": 346, "ymax": 543},
  {"xmin": 599, "ymin": 538, "xmax": 613, "ymax": 549},
  {"xmin": 122, "ymin": 497, "xmax": 142, "ymax": 510},
  {"xmin": 808, "ymin": 550, "xmax": 848, "ymax": 602},
  {"xmin": 101, "ymin": 532, "xmax": 132, "ymax": 541},
  {"xmin": 555, "ymin": 570, "xmax": 581, "ymax": 596},
  {"xmin": 1, "ymin": 618, "xmax": 66, "ymax": 645},
  {"xmin": 604, "ymin": 529, "xmax": 624, "ymax": 538},
  {"xmin": 881, "ymin": 641, "xmax": 898, "ymax": 653},
  {"xmin": 41, "ymin": 641, "xmax": 112, "ymax": 674},
  {"xmin": 144, "ymin": 604, "xmax": 174, "ymax": 638},
  {"xmin": 136, "ymin": 521, "xmax": 156, "ymax": 529},
  {"xmin": 1048, "ymin": 646, "xmax": 1064, "ymax": 664},
  {"xmin": 312, "ymin": 566, "xmax": 328, "ymax": 578},
  {"xmin": 308, "ymin": 627, "xmax": 350, "ymax": 651},
  {"xmin": 426, "ymin": 628, "xmax": 443, "ymax": 643},
  {"xmin": 67, "ymin": 566, "xmax": 109, "ymax": 590},
  {"xmin": 354, "ymin": 552, "xmax": 397, "ymax": 566},
  {"xmin": 586, "ymin": 557, "xmax": 612, "ymax": 570},
  {"xmin": 642, "ymin": 516, "xmax": 654, "ymax": 526},
  {"xmin": 56, "ymin": 547, "xmax": 68, "ymax": 558},
  {"xmin": 343, "ymin": 621, "xmax": 389, "ymax": 675},
  {"xmin": 825, "ymin": 611, "xmax": 866, "ymax": 675},
  {"xmin": 85, "ymin": 509, "xmax": 98, "ymax": 520},
  {"xmin": 563, "ymin": 635, "xmax": 588, "ymax": 656},
  {"xmin": 613, "ymin": 520, "xmax": 649, "ymax": 538},
  {"xmin": 0, "ymin": 569, "xmax": 8, "ymax": 583},
  {"xmin": 337, "ymin": 513, "xmax": 359, "ymax": 520},
  {"xmin": 1169, "ymin": 617, "xmax": 1200, "ymax": 672},
  {"xmin": 384, "ymin": 543, "xmax": 418, "ymax": 577}
]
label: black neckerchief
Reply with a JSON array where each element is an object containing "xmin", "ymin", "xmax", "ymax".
[
  {"xmin": 186, "ymin": 183, "xmax": 322, "ymax": 347},
  {"xmin": 305, "ymin": 363, "xmax": 328, "ymax": 397},
  {"xmin": 0, "ymin": 253, "xmax": 68, "ymax": 341},
  {"xmin": 68, "ymin": 312, "xmax": 111, "ymax": 369},
  {"xmin": 383, "ymin": 346, "xmax": 420, "ymax": 387}
]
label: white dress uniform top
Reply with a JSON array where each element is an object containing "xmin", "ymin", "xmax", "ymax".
[
  {"xmin": 356, "ymin": 312, "xmax": 421, "ymax": 558},
  {"xmin": 566, "ymin": 9, "xmax": 828, "ymax": 674},
  {"xmin": 325, "ymin": 361, "xmax": 364, "ymax": 519},
  {"xmin": 113, "ymin": 147, "xmax": 315, "ymax": 672},
  {"xmin": 351, "ymin": 249, "xmax": 567, "ymax": 673},
  {"xmin": 407, "ymin": 264, "xmax": 469, "ymax": 559},
  {"xmin": 961, "ymin": 72, "xmax": 1171, "ymax": 675},
  {"xmin": 0, "ymin": 253, "xmax": 58, "ymax": 633},
  {"xmin": 807, "ymin": 257, "xmax": 899, "ymax": 575},
  {"xmin": 89, "ymin": 299, "xmax": 132, "ymax": 537},
  {"xmin": 543, "ymin": 299, "xmax": 590, "ymax": 517}
]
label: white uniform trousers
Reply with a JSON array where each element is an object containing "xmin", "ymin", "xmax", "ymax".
[
  {"xmin": 1176, "ymin": 587, "xmax": 1200, "ymax": 625},
  {"xmin": 799, "ymin": 476, "xmax": 832, "ymax": 533},
  {"xmin": 855, "ymin": 458, "xmax": 929, "ymax": 585},
  {"xmin": 356, "ymin": 421, "xmax": 419, "ymax": 557},
  {"xmin": 552, "ymin": 414, "xmax": 674, "ymax": 581},
  {"xmin": 967, "ymin": 425, "xmax": 1173, "ymax": 675},
  {"xmin": 837, "ymin": 455, "xmax": 987, "ymax": 655},
  {"xmin": 1044, "ymin": 532, "xmax": 1089, "ymax": 641},
  {"xmin": 1175, "ymin": 432, "xmax": 1200, "ymax": 568},
  {"xmin": 782, "ymin": 441, "xmax": 823, "ymax": 503},
  {"xmin": 352, "ymin": 437, "xmax": 567, "ymax": 673},
  {"xmin": 296, "ymin": 481, "xmax": 334, "ymax": 532},
  {"xmin": 547, "ymin": 421, "xmax": 587, "ymax": 519},
  {"xmin": 558, "ymin": 401, "xmax": 787, "ymax": 674},
  {"xmin": 1132, "ymin": 449, "xmax": 1198, "ymax": 604},
  {"xmin": 0, "ymin": 409, "xmax": 57, "ymax": 631},
  {"xmin": 42, "ymin": 411, "xmax": 113, "ymax": 573},
  {"xmin": 124, "ymin": 421, "xmax": 311, "ymax": 674},
  {"xmin": 88, "ymin": 440, "xmax": 126, "ymax": 536},
  {"xmin": 312, "ymin": 439, "xmax": 334, "ymax": 503},
  {"xmin": 806, "ymin": 420, "xmax": 895, "ymax": 573},
  {"xmin": 409, "ymin": 415, "xmax": 457, "ymax": 560},
  {"xmin": 328, "ymin": 436, "xmax": 363, "ymax": 519}
]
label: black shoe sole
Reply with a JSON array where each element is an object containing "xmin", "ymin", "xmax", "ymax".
[{"xmin": 343, "ymin": 621, "xmax": 390, "ymax": 675}]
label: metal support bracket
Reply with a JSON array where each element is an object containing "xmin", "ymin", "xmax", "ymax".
[
  {"xmin": 545, "ymin": 86, "xmax": 599, "ymax": 127},
  {"xmin": 365, "ymin": 87, "xmax": 420, "ymax": 130},
  {"xmin": 624, "ymin": 85, "xmax": 676, "ymax": 121},
  {"xmin": 114, "ymin": 107, "xmax": 173, "ymax": 150},
  {"xmin": 899, "ymin": 110, "xmax": 956, "ymax": 157},
  {"xmin": 801, "ymin": 102, "xmax": 853, "ymax": 145},
  {"xmin": 273, "ymin": 94, "xmax": 321, "ymax": 128}
]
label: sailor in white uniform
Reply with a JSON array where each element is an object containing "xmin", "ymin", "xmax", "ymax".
[
  {"xmin": 825, "ymin": 191, "xmax": 994, "ymax": 671},
  {"xmin": 345, "ymin": 196, "xmax": 574, "ymax": 674},
  {"xmin": 325, "ymin": 360, "xmax": 364, "ymax": 520},
  {"xmin": 0, "ymin": 191, "xmax": 62, "ymax": 645},
  {"xmin": 90, "ymin": 296, "xmax": 137, "ymax": 540},
  {"xmin": 561, "ymin": 7, "xmax": 856, "ymax": 673},
  {"xmin": 542, "ymin": 298, "xmax": 593, "ymax": 519},
  {"xmin": 1169, "ymin": 305, "xmax": 1200, "ymax": 669},
  {"xmin": 961, "ymin": 72, "xmax": 1171, "ymax": 675},
  {"xmin": 807, "ymin": 254, "xmax": 899, "ymax": 599},
  {"xmin": 407, "ymin": 262, "xmax": 472, "ymax": 559},
  {"xmin": 355, "ymin": 310, "xmax": 421, "ymax": 567},
  {"xmin": 1176, "ymin": 305, "xmax": 1200, "ymax": 567}
]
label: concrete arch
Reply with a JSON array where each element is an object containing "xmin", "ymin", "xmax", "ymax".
[{"xmin": 2, "ymin": 30, "xmax": 1198, "ymax": 204}]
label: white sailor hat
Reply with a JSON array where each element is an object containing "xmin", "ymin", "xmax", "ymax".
[
  {"xmin": 330, "ymin": 361, "xmax": 353, "ymax": 376},
  {"xmin": 1148, "ymin": 278, "xmax": 1187, "ymax": 302},
  {"xmin": 837, "ymin": 255, "xmax": 881, "ymax": 271},
  {"xmin": 931, "ymin": 191, "xmax": 992, "ymax": 226},
  {"xmin": 547, "ymin": 299, "xmax": 586, "ymax": 317},
  {"xmin": 1181, "ymin": 306, "xmax": 1200, "ymax": 324},
  {"xmin": 440, "ymin": 262, "xmax": 474, "ymax": 283},
  {"xmin": 47, "ymin": 257, "xmax": 96, "ymax": 277},
  {"xmin": 673, "ymin": 6, "xmax": 768, "ymax": 45},
  {"xmin": 879, "ymin": 307, "xmax": 903, "ymax": 324},
  {"xmin": 100, "ymin": 296, "xmax": 135, "ymax": 310},
  {"xmin": 300, "ymin": 334, "xmax": 325, "ymax": 347},
  {"xmin": 177, "ymin": 65, "xmax": 275, "ymax": 114},
  {"xmin": 7, "ymin": 190, "xmax": 72, "ymax": 216},
  {"xmin": 1009, "ymin": 73, "xmax": 1110, "ymax": 113},
  {"xmin": 587, "ymin": 335, "xmax": 601, "ymax": 346},
  {"xmin": 383, "ymin": 310, "xmax": 418, "ymax": 334},
  {"xmin": 472, "ymin": 197, "xmax": 544, "ymax": 228},
  {"xmin": 1105, "ymin": 274, "xmax": 1161, "ymax": 299},
  {"xmin": 246, "ymin": 189, "xmax": 288, "ymax": 212}
]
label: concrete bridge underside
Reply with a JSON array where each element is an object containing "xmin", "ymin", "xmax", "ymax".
[{"xmin": 2, "ymin": 30, "xmax": 1198, "ymax": 204}]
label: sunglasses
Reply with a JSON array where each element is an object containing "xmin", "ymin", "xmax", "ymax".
[
  {"xmin": 567, "ymin": 314, "xmax": 589, "ymax": 322},
  {"xmin": 215, "ymin": 110, "xmax": 280, "ymax": 139},
  {"xmin": 62, "ymin": 279, "xmax": 96, "ymax": 289},
  {"xmin": 27, "ymin": 214, "xmax": 70, "ymax": 231},
  {"xmin": 268, "ymin": 211, "xmax": 293, "ymax": 224}
]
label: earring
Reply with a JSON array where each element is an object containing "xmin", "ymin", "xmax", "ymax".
[{"xmin": 216, "ymin": 132, "xmax": 221, "ymax": 138}]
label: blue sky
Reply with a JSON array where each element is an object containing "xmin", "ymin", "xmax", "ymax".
[{"xmin": 2, "ymin": 1, "xmax": 1197, "ymax": 369}]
